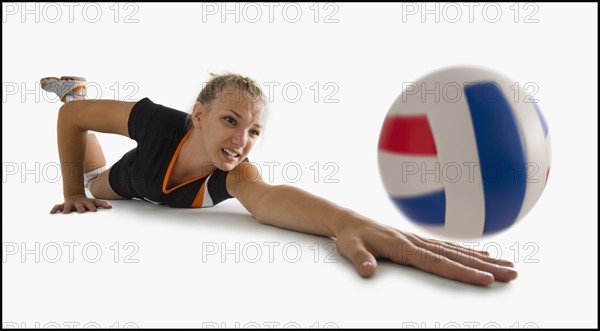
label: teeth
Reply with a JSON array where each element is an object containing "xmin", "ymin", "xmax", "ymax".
[{"xmin": 223, "ymin": 148, "xmax": 238, "ymax": 157}]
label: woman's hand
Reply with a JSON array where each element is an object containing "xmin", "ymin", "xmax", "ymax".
[
  {"xmin": 50, "ymin": 194, "xmax": 112, "ymax": 214},
  {"xmin": 335, "ymin": 219, "xmax": 517, "ymax": 286}
]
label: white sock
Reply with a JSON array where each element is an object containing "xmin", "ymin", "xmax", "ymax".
[
  {"xmin": 65, "ymin": 93, "xmax": 83, "ymax": 102},
  {"xmin": 84, "ymin": 166, "xmax": 106, "ymax": 189}
]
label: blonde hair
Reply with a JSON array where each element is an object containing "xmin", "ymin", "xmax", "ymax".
[{"xmin": 186, "ymin": 73, "xmax": 266, "ymax": 130}]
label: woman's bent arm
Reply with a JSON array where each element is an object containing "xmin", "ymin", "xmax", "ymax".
[{"xmin": 52, "ymin": 100, "xmax": 135, "ymax": 212}]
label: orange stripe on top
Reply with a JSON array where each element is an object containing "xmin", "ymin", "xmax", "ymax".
[
  {"xmin": 70, "ymin": 85, "xmax": 86, "ymax": 93},
  {"xmin": 162, "ymin": 130, "xmax": 209, "ymax": 194}
]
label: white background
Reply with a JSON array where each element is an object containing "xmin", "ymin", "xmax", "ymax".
[{"xmin": 2, "ymin": 2, "xmax": 598, "ymax": 328}]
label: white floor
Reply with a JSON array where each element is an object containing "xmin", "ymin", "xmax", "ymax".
[{"xmin": 2, "ymin": 180, "xmax": 597, "ymax": 328}]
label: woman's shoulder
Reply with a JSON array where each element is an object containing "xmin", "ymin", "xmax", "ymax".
[
  {"xmin": 128, "ymin": 97, "xmax": 189, "ymax": 142},
  {"xmin": 133, "ymin": 97, "xmax": 186, "ymax": 115}
]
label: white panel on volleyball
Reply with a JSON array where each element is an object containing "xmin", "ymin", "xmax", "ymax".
[
  {"xmin": 387, "ymin": 82, "xmax": 437, "ymax": 116},
  {"xmin": 378, "ymin": 152, "xmax": 444, "ymax": 197},
  {"xmin": 509, "ymin": 99, "xmax": 550, "ymax": 223},
  {"xmin": 427, "ymin": 96, "xmax": 486, "ymax": 238}
]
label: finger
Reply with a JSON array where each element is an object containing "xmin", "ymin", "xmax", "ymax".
[
  {"xmin": 337, "ymin": 239, "xmax": 378, "ymax": 278},
  {"xmin": 83, "ymin": 201, "xmax": 97, "ymax": 212},
  {"xmin": 94, "ymin": 200, "xmax": 112, "ymax": 209},
  {"xmin": 410, "ymin": 238, "xmax": 518, "ymax": 282},
  {"xmin": 50, "ymin": 204, "xmax": 63, "ymax": 214},
  {"xmin": 414, "ymin": 235, "xmax": 515, "ymax": 267},
  {"xmin": 413, "ymin": 233, "xmax": 493, "ymax": 259},
  {"xmin": 405, "ymin": 248, "xmax": 496, "ymax": 287},
  {"xmin": 74, "ymin": 202, "xmax": 85, "ymax": 213},
  {"xmin": 444, "ymin": 241, "xmax": 492, "ymax": 257},
  {"xmin": 63, "ymin": 204, "xmax": 73, "ymax": 214}
]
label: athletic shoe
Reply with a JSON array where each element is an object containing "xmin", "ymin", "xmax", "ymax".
[{"xmin": 40, "ymin": 76, "xmax": 87, "ymax": 102}]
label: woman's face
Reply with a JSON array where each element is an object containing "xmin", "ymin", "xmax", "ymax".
[{"xmin": 193, "ymin": 91, "xmax": 265, "ymax": 172}]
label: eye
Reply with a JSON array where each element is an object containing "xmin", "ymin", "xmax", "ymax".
[
  {"xmin": 224, "ymin": 116, "xmax": 236, "ymax": 125},
  {"xmin": 250, "ymin": 130, "xmax": 261, "ymax": 137}
]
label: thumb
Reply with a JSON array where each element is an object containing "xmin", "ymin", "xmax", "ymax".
[
  {"xmin": 339, "ymin": 240, "xmax": 378, "ymax": 278},
  {"xmin": 358, "ymin": 256, "xmax": 378, "ymax": 278}
]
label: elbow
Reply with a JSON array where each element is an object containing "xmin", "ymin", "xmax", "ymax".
[
  {"xmin": 250, "ymin": 184, "xmax": 299, "ymax": 225},
  {"xmin": 254, "ymin": 216, "xmax": 269, "ymax": 226},
  {"xmin": 249, "ymin": 184, "xmax": 286, "ymax": 226},
  {"xmin": 251, "ymin": 190, "xmax": 271, "ymax": 225},
  {"xmin": 253, "ymin": 213, "xmax": 271, "ymax": 226}
]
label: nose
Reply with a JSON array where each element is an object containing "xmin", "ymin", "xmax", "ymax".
[{"xmin": 231, "ymin": 129, "xmax": 248, "ymax": 148}]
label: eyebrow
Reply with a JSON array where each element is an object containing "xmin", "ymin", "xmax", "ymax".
[{"xmin": 225, "ymin": 109, "xmax": 263, "ymax": 129}]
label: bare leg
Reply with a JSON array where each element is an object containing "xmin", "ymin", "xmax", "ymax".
[
  {"xmin": 84, "ymin": 133, "xmax": 106, "ymax": 173},
  {"xmin": 84, "ymin": 131, "xmax": 129, "ymax": 200},
  {"xmin": 84, "ymin": 132, "xmax": 127, "ymax": 199},
  {"xmin": 89, "ymin": 166, "xmax": 127, "ymax": 200},
  {"xmin": 82, "ymin": 130, "xmax": 130, "ymax": 200}
]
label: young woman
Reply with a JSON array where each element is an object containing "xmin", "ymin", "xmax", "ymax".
[{"xmin": 42, "ymin": 74, "xmax": 517, "ymax": 286}]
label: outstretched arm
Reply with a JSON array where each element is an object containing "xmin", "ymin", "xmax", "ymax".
[{"xmin": 227, "ymin": 162, "xmax": 517, "ymax": 286}]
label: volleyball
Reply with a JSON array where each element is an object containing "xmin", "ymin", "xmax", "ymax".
[{"xmin": 378, "ymin": 66, "xmax": 551, "ymax": 238}]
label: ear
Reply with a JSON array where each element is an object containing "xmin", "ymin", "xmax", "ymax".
[{"xmin": 191, "ymin": 101, "xmax": 204, "ymax": 128}]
